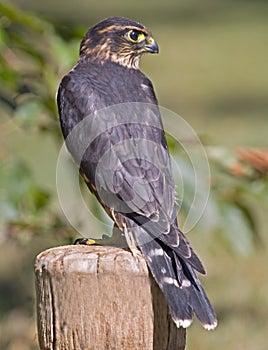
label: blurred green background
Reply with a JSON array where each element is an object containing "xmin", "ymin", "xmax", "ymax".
[{"xmin": 0, "ymin": 1, "xmax": 268, "ymax": 349}]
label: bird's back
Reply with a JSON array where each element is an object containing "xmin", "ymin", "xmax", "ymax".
[
  {"xmin": 58, "ymin": 59, "xmax": 175, "ymax": 228},
  {"xmin": 57, "ymin": 17, "xmax": 217, "ymax": 331}
]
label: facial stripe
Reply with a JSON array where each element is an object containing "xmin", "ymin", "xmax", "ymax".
[{"xmin": 98, "ymin": 25, "xmax": 149, "ymax": 35}]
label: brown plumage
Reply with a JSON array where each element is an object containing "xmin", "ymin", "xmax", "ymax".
[{"xmin": 57, "ymin": 16, "xmax": 217, "ymax": 329}]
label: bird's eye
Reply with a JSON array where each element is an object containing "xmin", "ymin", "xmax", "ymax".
[{"xmin": 127, "ymin": 30, "xmax": 145, "ymax": 43}]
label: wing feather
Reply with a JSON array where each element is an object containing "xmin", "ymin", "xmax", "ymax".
[{"xmin": 57, "ymin": 60, "xmax": 217, "ymax": 329}]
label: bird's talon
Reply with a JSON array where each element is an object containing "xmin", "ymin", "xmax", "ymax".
[{"xmin": 74, "ymin": 238, "xmax": 97, "ymax": 245}]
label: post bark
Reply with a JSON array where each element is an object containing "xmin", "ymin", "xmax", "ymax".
[{"xmin": 35, "ymin": 245, "xmax": 186, "ymax": 350}]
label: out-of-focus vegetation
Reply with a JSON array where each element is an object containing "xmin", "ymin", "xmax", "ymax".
[{"xmin": 0, "ymin": 1, "xmax": 267, "ymax": 349}]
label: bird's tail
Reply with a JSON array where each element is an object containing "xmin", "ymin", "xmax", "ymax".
[{"xmin": 135, "ymin": 228, "xmax": 217, "ymax": 330}]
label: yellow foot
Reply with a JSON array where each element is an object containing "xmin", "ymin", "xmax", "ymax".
[
  {"xmin": 74, "ymin": 232, "xmax": 127, "ymax": 247},
  {"xmin": 74, "ymin": 238, "xmax": 97, "ymax": 245}
]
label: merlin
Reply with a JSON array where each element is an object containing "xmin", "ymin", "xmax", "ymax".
[{"xmin": 57, "ymin": 17, "xmax": 217, "ymax": 330}]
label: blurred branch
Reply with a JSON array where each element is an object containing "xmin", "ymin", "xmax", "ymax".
[{"xmin": 0, "ymin": 3, "xmax": 52, "ymax": 33}]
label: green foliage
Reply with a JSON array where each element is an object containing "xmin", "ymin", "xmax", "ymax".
[
  {"xmin": 0, "ymin": 3, "xmax": 80, "ymax": 242},
  {"xmin": 208, "ymin": 146, "xmax": 268, "ymax": 254},
  {"xmin": 0, "ymin": 2, "xmax": 78, "ymax": 135},
  {"xmin": 0, "ymin": 159, "xmax": 49, "ymax": 220}
]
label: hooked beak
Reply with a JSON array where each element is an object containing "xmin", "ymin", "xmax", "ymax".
[{"xmin": 145, "ymin": 37, "xmax": 159, "ymax": 54}]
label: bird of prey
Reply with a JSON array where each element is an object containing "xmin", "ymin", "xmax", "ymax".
[{"xmin": 57, "ymin": 16, "xmax": 217, "ymax": 330}]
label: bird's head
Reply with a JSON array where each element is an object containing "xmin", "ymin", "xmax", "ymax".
[{"xmin": 79, "ymin": 17, "xmax": 159, "ymax": 69}]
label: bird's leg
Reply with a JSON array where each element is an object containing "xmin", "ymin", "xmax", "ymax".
[
  {"xmin": 74, "ymin": 237, "xmax": 97, "ymax": 246},
  {"xmin": 74, "ymin": 223, "xmax": 142, "ymax": 259},
  {"xmin": 123, "ymin": 225, "xmax": 141, "ymax": 258},
  {"xmin": 74, "ymin": 225, "xmax": 127, "ymax": 247}
]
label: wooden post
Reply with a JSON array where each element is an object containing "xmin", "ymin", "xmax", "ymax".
[{"xmin": 35, "ymin": 245, "xmax": 186, "ymax": 350}]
